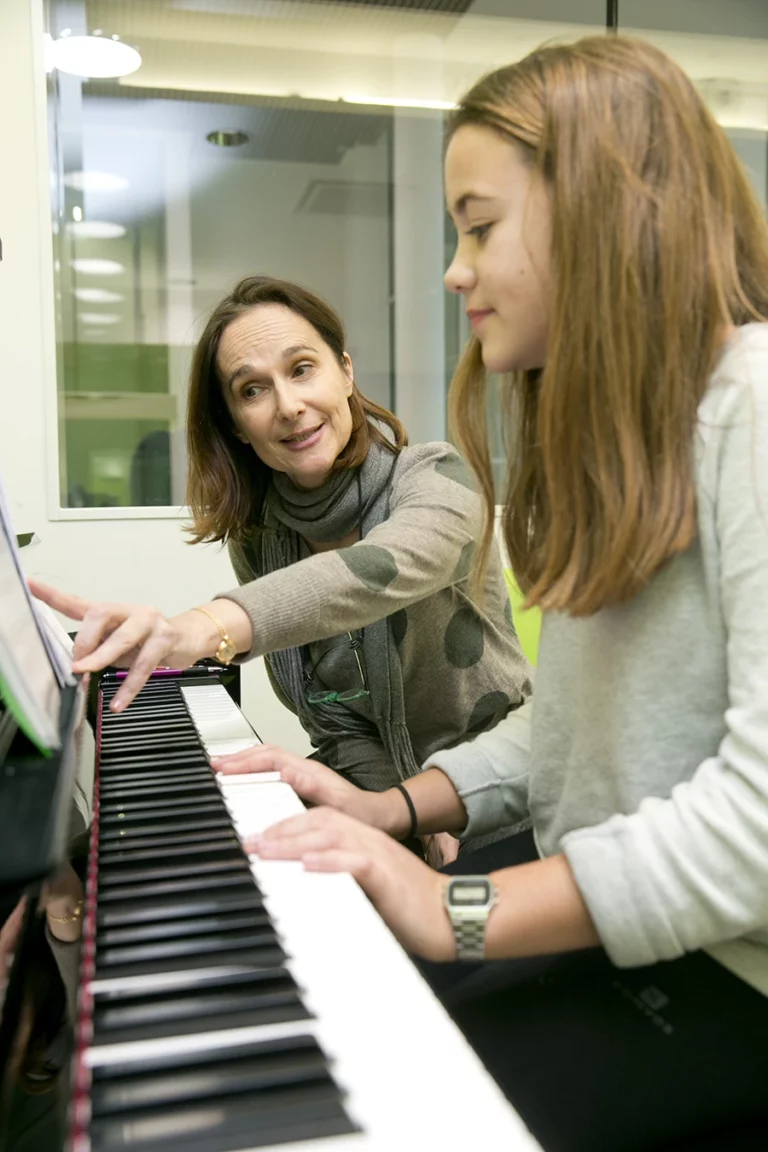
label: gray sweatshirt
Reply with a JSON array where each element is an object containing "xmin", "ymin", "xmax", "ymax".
[{"xmin": 429, "ymin": 324, "xmax": 768, "ymax": 986}]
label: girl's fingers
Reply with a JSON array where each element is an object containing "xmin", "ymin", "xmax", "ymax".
[
  {"xmin": 214, "ymin": 746, "xmax": 281, "ymax": 773},
  {"xmin": 250, "ymin": 826, "xmax": 341, "ymax": 859}
]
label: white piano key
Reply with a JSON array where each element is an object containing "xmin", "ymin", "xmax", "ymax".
[
  {"xmin": 181, "ymin": 683, "xmax": 262, "ymax": 752},
  {"xmin": 215, "ymin": 771, "xmax": 283, "ymax": 785}
]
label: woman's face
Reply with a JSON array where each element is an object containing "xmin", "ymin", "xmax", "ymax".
[
  {"xmin": 444, "ymin": 124, "xmax": 551, "ymax": 374},
  {"xmin": 218, "ymin": 303, "xmax": 355, "ymax": 490}
]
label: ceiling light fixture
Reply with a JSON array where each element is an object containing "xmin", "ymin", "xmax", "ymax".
[
  {"xmin": 50, "ymin": 32, "xmax": 142, "ymax": 80},
  {"xmin": 70, "ymin": 258, "xmax": 125, "ymax": 276},
  {"xmin": 67, "ymin": 220, "xmax": 127, "ymax": 240},
  {"xmin": 206, "ymin": 129, "xmax": 250, "ymax": 147}
]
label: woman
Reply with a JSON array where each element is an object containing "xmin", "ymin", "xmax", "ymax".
[
  {"xmin": 33, "ymin": 276, "xmax": 531, "ymax": 814},
  {"xmin": 217, "ymin": 37, "xmax": 768, "ymax": 1151}
]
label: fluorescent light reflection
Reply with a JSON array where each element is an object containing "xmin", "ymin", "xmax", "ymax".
[
  {"xmin": 79, "ymin": 312, "xmax": 121, "ymax": 325},
  {"xmin": 64, "ymin": 171, "xmax": 128, "ymax": 193},
  {"xmin": 343, "ymin": 94, "xmax": 457, "ymax": 110},
  {"xmin": 70, "ymin": 258, "xmax": 125, "ymax": 276},
  {"xmin": 68, "ymin": 220, "xmax": 126, "ymax": 239},
  {"xmin": 50, "ymin": 35, "xmax": 142, "ymax": 80},
  {"xmin": 74, "ymin": 288, "xmax": 124, "ymax": 304}
]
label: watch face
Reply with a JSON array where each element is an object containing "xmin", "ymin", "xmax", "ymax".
[
  {"xmin": 449, "ymin": 878, "xmax": 492, "ymax": 906},
  {"xmin": 217, "ymin": 637, "xmax": 237, "ymax": 664}
]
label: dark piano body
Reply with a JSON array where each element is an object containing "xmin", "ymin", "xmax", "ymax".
[{"xmin": 0, "ymin": 665, "xmax": 361, "ymax": 1152}]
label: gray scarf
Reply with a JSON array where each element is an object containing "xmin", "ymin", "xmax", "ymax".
[{"xmin": 260, "ymin": 439, "xmax": 421, "ymax": 782}]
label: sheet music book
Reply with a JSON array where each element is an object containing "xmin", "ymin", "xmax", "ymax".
[{"xmin": 0, "ymin": 475, "xmax": 72, "ymax": 753}]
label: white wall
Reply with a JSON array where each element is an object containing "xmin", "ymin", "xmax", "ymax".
[{"xmin": 0, "ymin": 0, "xmax": 309, "ymax": 753}]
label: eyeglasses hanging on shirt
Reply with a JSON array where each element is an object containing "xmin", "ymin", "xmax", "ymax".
[{"xmin": 305, "ymin": 631, "xmax": 370, "ymax": 706}]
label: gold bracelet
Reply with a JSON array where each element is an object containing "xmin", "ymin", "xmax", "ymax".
[
  {"xmin": 47, "ymin": 899, "xmax": 83, "ymax": 924},
  {"xmin": 192, "ymin": 606, "xmax": 237, "ymax": 666}
]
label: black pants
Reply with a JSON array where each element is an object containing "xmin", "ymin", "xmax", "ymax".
[{"xmin": 416, "ymin": 832, "xmax": 768, "ymax": 1152}]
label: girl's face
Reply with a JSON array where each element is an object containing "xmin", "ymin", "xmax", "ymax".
[{"xmin": 444, "ymin": 124, "xmax": 551, "ymax": 374}]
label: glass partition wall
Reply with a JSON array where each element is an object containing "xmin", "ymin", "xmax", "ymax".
[{"xmin": 45, "ymin": 0, "xmax": 767, "ymax": 511}]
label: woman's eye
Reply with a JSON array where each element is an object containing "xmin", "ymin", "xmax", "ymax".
[
  {"xmin": 467, "ymin": 223, "xmax": 492, "ymax": 240},
  {"xmin": 293, "ymin": 362, "xmax": 313, "ymax": 378},
  {"xmin": 242, "ymin": 383, "xmax": 264, "ymax": 399}
]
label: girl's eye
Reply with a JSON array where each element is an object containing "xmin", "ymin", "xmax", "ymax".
[{"xmin": 467, "ymin": 223, "xmax": 492, "ymax": 240}]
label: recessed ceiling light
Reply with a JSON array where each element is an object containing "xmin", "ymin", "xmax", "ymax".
[
  {"xmin": 50, "ymin": 34, "xmax": 142, "ymax": 80},
  {"xmin": 74, "ymin": 288, "xmax": 124, "ymax": 304},
  {"xmin": 72, "ymin": 205, "xmax": 83, "ymax": 222},
  {"xmin": 79, "ymin": 312, "xmax": 121, "ymax": 325},
  {"xmin": 206, "ymin": 129, "xmax": 249, "ymax": 147},
  {"xmin": 64, "ymin": 170, "xmax": 128, "ymax": 193},
  {"xmin": 67, "ymin": 220, "xmax": 127, "ymax": 239},
  {"xmin": 71, "ymin": 258, "xmax": 124, "ymax": 276}
]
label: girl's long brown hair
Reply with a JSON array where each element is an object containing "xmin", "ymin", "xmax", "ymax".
[
  {"xmin": 449, "ymin": 36, "xmax": 768, "ymax": 615},
  {"xmin": 186, "ymin": 276, "xmax": 406, "ymax": 544}
]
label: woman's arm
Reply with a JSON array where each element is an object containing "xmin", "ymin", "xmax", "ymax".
[
  {"xmin": 217, "ymin": 444, "xmax": 495, "ymax": 661},
  {"xmin": 29, "ymin": 580, "xmax": 253, "ymax": 712},
  {"xmin": 28, "ymin": 444, "xmax": 492, "ymax": 710}
]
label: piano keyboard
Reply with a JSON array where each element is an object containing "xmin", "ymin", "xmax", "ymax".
[{"xmin": 71, "ymin": 673, "xmax": 541, "ymax": 1152}]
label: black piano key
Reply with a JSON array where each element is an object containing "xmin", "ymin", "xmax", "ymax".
[
  {"xmin": 99, "ymin": 775, "xmax": 213, "ymax": 797},
  {"xmin": 97, "ymin": 889, "xmax": 264, "ymax": 928},
  {"xmin": 98, "ymin": 751, "xmax": 211, "ymax": 772},
  {"xmin": 99, "ymin": 834, "xmax": 238, "ymax": 861},
  {"xmin": 100, "ymin": 814, "xmax": 234, "ymax": 842},
  {"xmin": 100, "ymin": 798, "xmax": 225, "ymax": 822},
  {"xmin": 99, "ymin": 719, "xmax": 195, "ymax": 737},
  {"xmin": 88, "ymin": 1080, "xmax": 357, "ymax": 1152},
  {"xmin": 93, "ymin": 965, "xmax": 294, "ymax": 1004},
  {"xmin": 101, "ymin": 739, "xmax": 203, "ymax": 761},
  {"xmin": 91, "ymin": 1037, "xmax": 330, "ymax": 1115},
  {"xmin": 99, "ymin": 830, "xmax": 240, "ymax": 856},
  {"xmin": 93, "ymin": 943, "xmax": 286, "ymax": 979},
  {"xmin": 97, "ymin": 908, "xmax": 273, "ymax": 946},
  {"xmin": 91, "ymin": 975, "xmax": 308, "ymax": 1044},
  {"xmin": 97, "ymin": 870, "xmax": 257, "ymax": 901},
  {"xmin": 98, "ymin": 852, "xmax": 249, "ymax": 887},
  {"xmin": 96, "ymin": 924, "xmax": 280, "ymax": 968},
  {"xmin": 100, "ymin": 709, "xmax": 189, "ymax": 728}
]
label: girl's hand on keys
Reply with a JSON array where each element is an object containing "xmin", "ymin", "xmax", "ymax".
[
  {"xmin": 246, "ymin": 808, "xmax": 455, "ymax": 962},
  {"xmin": 212, "ymin": 744, "xmax": 392, "ymax": 830}
]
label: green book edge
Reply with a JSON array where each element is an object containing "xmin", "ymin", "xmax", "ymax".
[{"xmin": 0, "ymin": 671, "xmax": 54, "ymax": 757}]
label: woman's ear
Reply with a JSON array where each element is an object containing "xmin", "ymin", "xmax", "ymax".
[
  {"xmin": 232, "ymin": 426, "xmax": 249, "ymax": 445},
  {"xmin": 342, "ymin": 352, "xmax": 354, "ymax": 396}
]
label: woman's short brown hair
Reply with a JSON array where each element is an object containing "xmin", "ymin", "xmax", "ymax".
[{"xmin": 186, "ymin": 275, "xmax": 406, "ymax": 544}]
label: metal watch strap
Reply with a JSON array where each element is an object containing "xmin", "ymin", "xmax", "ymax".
[{"xmin": 453, "ymin": 921, "xmax": 488, "ymax": 961}]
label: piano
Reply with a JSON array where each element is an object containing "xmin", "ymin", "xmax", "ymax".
[{"xmin": 67, "ymin": 669, "xmax": 542, "ymax": 1152}]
